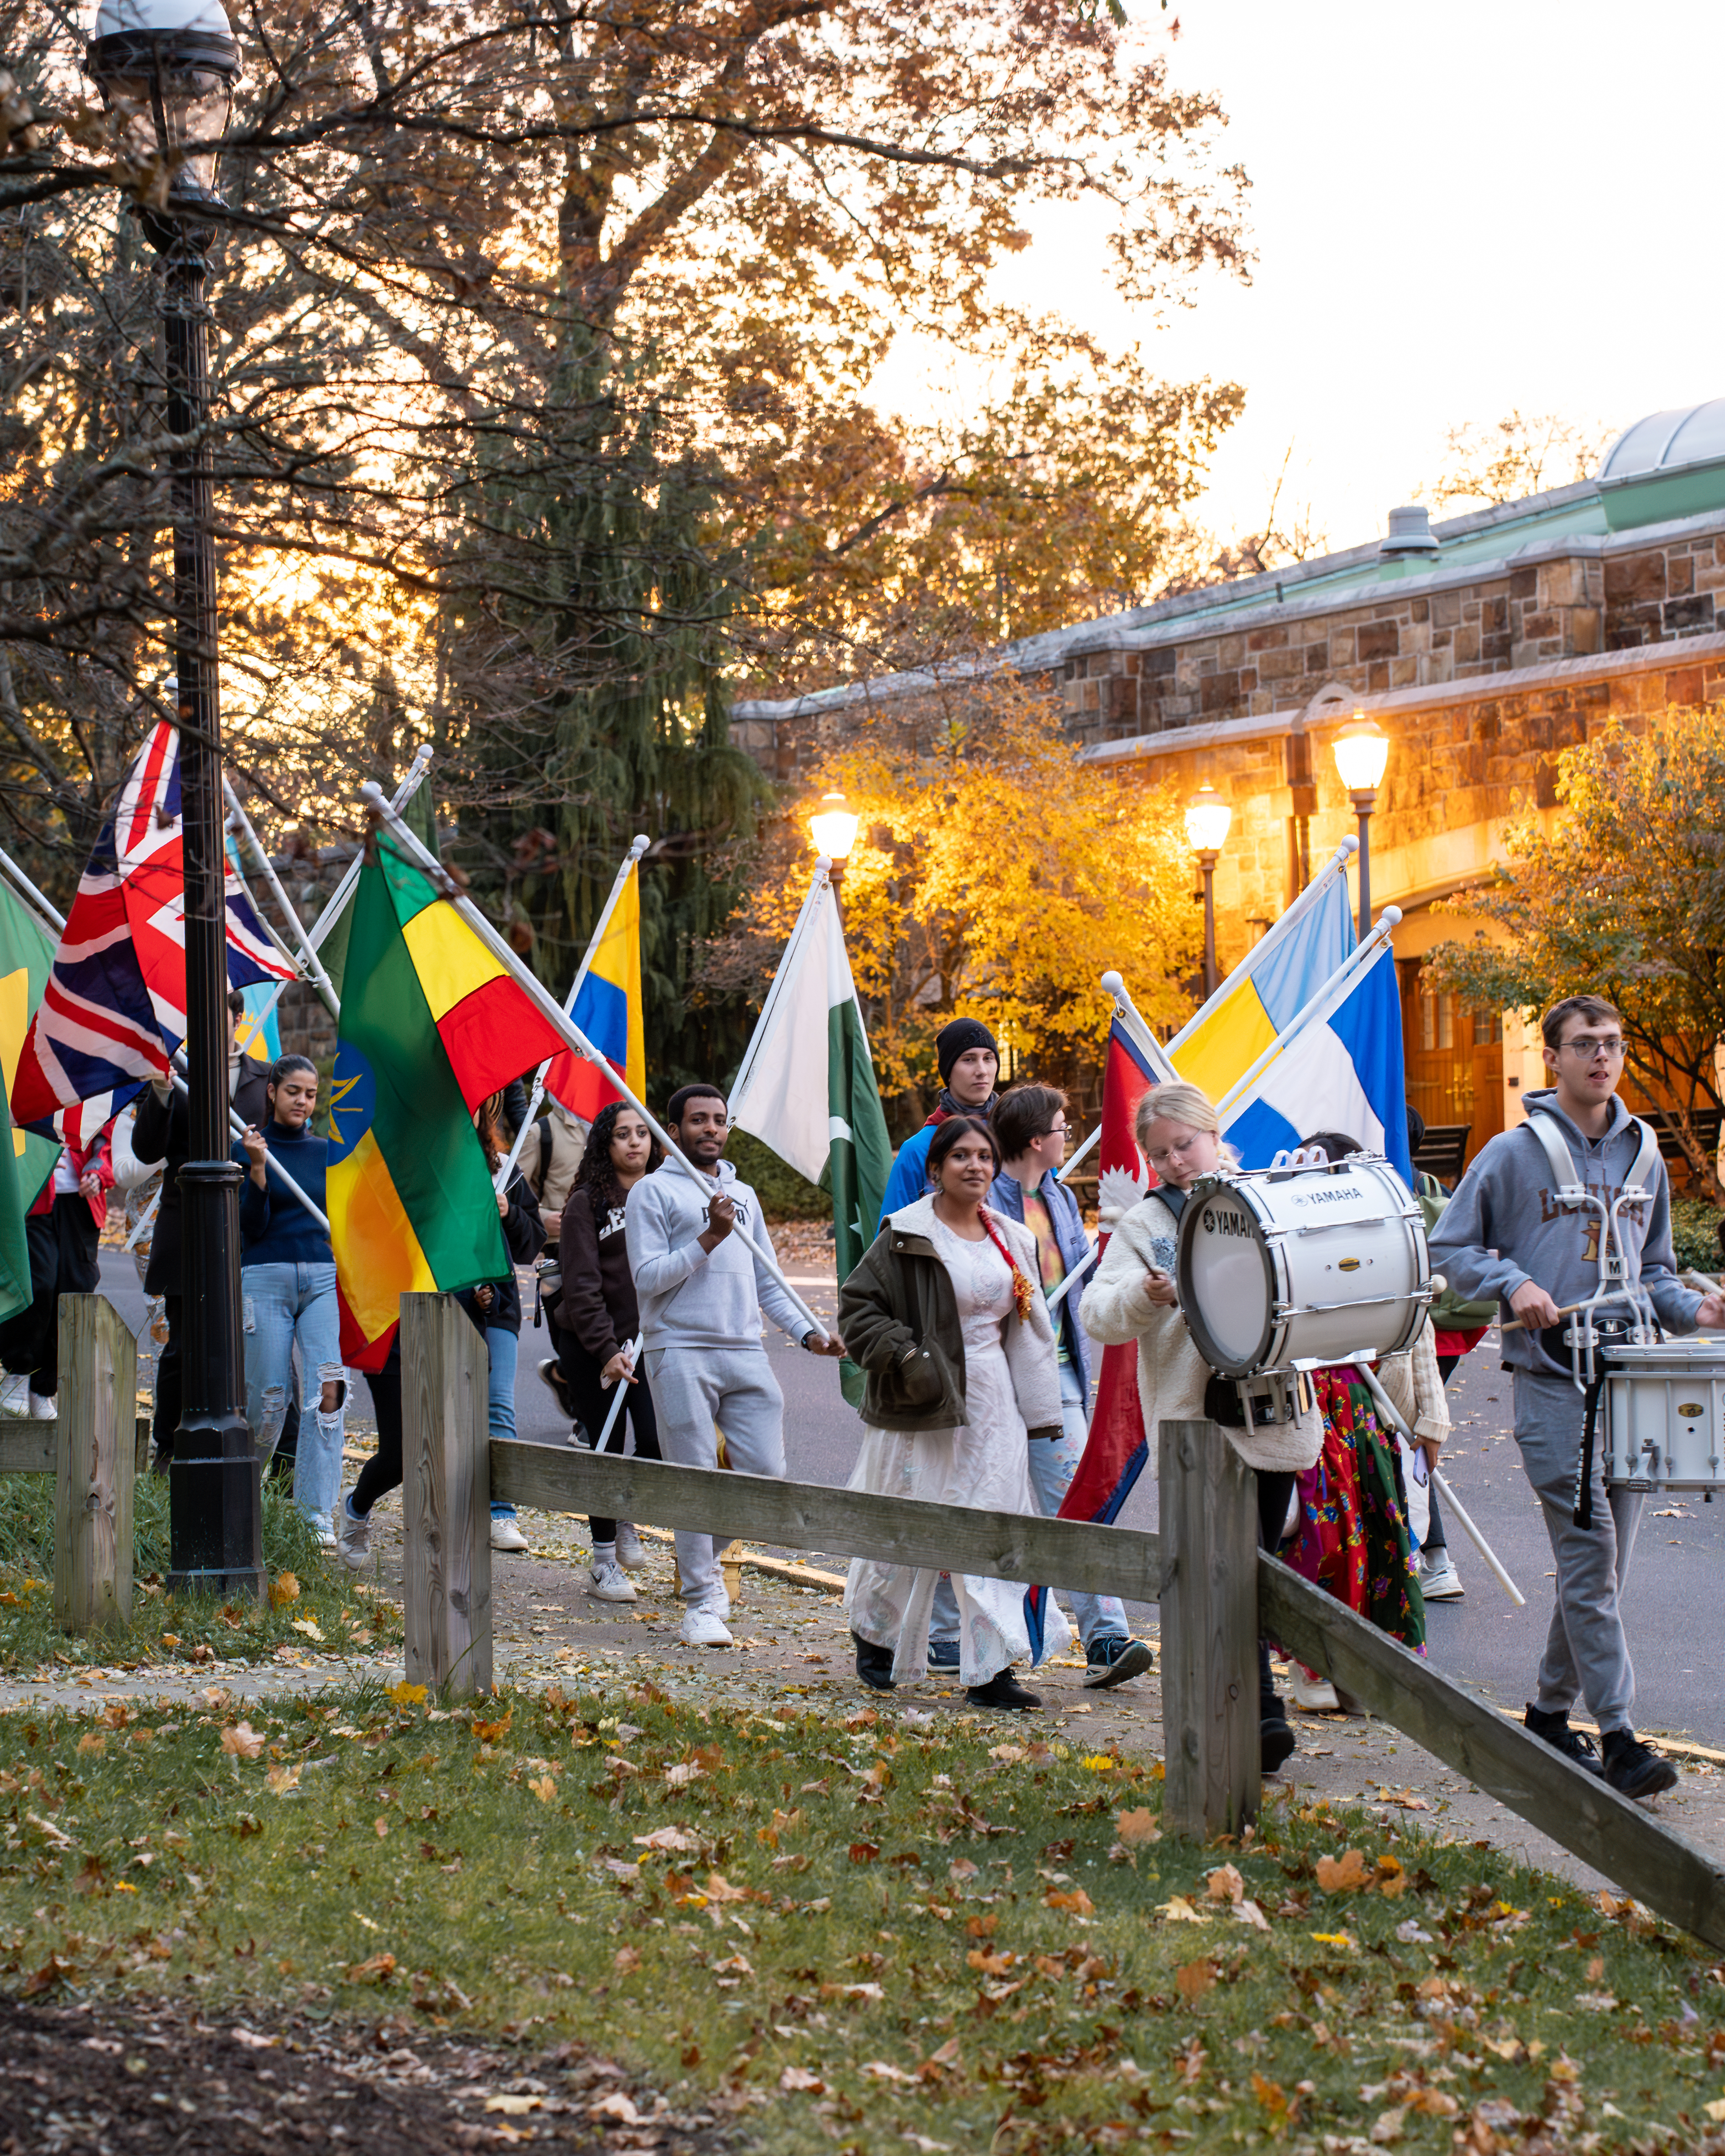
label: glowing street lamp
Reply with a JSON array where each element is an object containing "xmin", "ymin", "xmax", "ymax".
[
  {"xmin": 1332, "ymin": 714, "xmax": 1390, "ymax": 937},
  {"xmin": 809, "ymin": 792, "xmax": 860, "ymax": 908},
  {"xmin": 87, "ymin": 0, "xmax": 259, "ymax": 1598},
  {"xmin": 1184, "ymin": 785, "xmax": 1232, "ymax": 997}
]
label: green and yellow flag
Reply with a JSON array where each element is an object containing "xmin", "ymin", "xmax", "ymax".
[
  {"xmin": 328, "ymin": 838, "xmax": 567, "ymax": 1368},
  {"xmin": 0, "ymin": 875, "xmax": 62, "ymax": 1211}
]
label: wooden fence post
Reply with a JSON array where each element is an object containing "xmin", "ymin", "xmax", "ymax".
[
  {"xmin": 1159, "ymin": 1418, "xmax": 1260, "ymax": 1840},
  {"xmin": 53, "ymin": 1295, "xmax": 136, "ymax": 1635},
  {"xmin": 401, "ymin": 1292, "xmax": 493, "ymax": 1697}
]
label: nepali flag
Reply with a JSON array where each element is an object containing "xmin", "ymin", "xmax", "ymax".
[
  {"xmin": 11, "ymin": 722, "xmax": 297, "ymax": 1141},
  {"xmin": 1026, "ymin": 1013, "xmax": 1162, "ymax": 1659}
]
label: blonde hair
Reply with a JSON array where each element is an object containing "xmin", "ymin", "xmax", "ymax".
[{"xmin": 1135, "ymin": 1082, "xmax": 1238, "ymax": 1169}]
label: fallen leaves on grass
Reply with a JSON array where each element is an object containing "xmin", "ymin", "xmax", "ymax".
[
  {"xmin": 267, "ymin": 1572, "xmax": 300, "ymax": 1607},
  {"xmin": 1315, "ymin": 1848, "xmax": 1371, "ymax": 1892},
  {"xmin": 1044, "ymin": 1885, "xmax": 1095, "ymax": 1915},
  {"xmin": 264, "ymin": 1765, "xmax": 300, "ymax": 1796},
  {"xmin": 527, "ymin": 1774, "xmax": 556, "ymax": 1804},
  {"xmin": 1158, "ymin": 1896, "xmax": 1206, "ymax": 1924},
  {"xmin": 76, "ymin": 1732, "xmax": 104, "ymax": 1756},
  {"xmin": 1175, "ymin": 1957, "xmax": 1214, "ymax": 2002},
  {"xmin": 634, "ymin": 1826, "xmax": 700, "ymax": 1854},
  {"xmin": 220, "ymin": 1722, "xmax": 264, "ymax": 1760},
  {"xmin": 1116, "ymin": 1806, "xmax": 1159, "ymax": 1844},
  {"xmin": 485, "ymin": 2094, "xmax": 541, "ymax": 2116},
  {"xmin": 345, "ymin": 1952, "xmax": 396, "ymax": 1984},
  {"xmin": 779, "ymin": 2066, "xmax": 823, "ymax": 2093},
  {"xmin": 388, "ymin": 1681, "xmax": 427, "ymax": 1707}
]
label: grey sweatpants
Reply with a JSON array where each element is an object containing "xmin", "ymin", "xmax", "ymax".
[
  {"xmin": 1514, "ymin": 1370, "xmax": 1645, "ymax": 1733},
  {"xmin": 644, "ymin": 1344, "xmax": 787, "ymax": 1606}
]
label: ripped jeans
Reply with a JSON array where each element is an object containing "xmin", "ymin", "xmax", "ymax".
[{"xmin": 242, "ymin": 1261, "xmax": 345, "ymax": 1530}]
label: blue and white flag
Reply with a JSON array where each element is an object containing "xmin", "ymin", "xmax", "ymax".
[{"xmin": 1221, "ymin": 938, "xmax": 1411, "ymax": 1182}]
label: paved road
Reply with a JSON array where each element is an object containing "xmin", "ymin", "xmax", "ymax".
[{"xmin": 98, "ymin": 1252, "xmax": 1725, "ymax": 1748}]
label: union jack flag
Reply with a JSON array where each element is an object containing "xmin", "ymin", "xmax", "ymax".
[{"xmin": 11, "ymin": 723, "xmax": 297, "ymax": 1141}]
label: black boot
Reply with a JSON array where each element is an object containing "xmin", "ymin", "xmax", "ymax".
[
  {"xmin": 853, "ymin": 1633, "xmax": 896, "ymax": 1692},
  {"xmin": 1524, "ymin": 1702, "xmax": 1604, "ymax": 1777},
  {"xmin": 965, "ymin": 1669, "xmax": 1043, "ymax": 1711},
  {"xmin": 1261, "ymin": 1701, "xmax": 1296, "ymax": 1774},
  {"xmin": 1602, "ymin": 1727, "xmax": 1677, "ymax": 1799}
]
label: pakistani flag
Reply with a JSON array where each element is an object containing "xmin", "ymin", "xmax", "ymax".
[{"xmin": 728, "ymin": 866, "xmax": 892, "ymax": 1407}]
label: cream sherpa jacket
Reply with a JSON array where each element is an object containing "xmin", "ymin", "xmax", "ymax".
[{"xmin": 1079, "ymin": 1190, "xmax": 1323, "ymax": 1475}]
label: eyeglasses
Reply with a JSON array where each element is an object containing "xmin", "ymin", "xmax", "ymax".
[{"xmin": 1557, "ymin": 1036, "xmax": 1626, "ymax": 1058}]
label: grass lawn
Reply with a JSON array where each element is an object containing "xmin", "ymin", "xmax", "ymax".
[
  {"xmin": 0, "ymin": 1471, "xmax": 396, "ymax": 1672},
  {"xmin": 0, "ymin": 1678, "xmax": 1721, "ymax": 2153}
]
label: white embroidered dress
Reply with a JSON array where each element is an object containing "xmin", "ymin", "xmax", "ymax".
[{"xmin": 844, "ymin": 1209, "xmax": 1074, "ymax": 1685}]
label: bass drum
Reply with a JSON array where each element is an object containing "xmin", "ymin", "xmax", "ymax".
[{"xmin": 1175, "ymin": 1154, "xmax": 1430, "ymax": 1379}]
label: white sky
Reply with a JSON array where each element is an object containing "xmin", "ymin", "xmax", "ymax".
[{"xmin": 880, "ymin": 2, "xmax": 1725, "ymax": 561}]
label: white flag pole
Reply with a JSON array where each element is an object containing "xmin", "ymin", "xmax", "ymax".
[
  {"xmin": 493, "ymin": 832, "xmax": 651, "ymax": 1195},
  {"xmin": 1164, "ymin": 835, "xmax": 1358, "ymax": 1059},
  {"xmin": 0, "ymin": 846, "xmax": 65, "ymax": 934},
  {"xmin": 1212, "ymin": 905, "xmax": 1403, "ymax": 1121},
  {"xmin": 594, "ymin": 1334, "xmax": 643, "ymax": 1449},
  {"xmin": 223, "ymin": 779, "xmax": 340, "ymax": 1018},
  {"xmin": 357, "ymin": 783, "xmax": 833, "ymax": 1342}
]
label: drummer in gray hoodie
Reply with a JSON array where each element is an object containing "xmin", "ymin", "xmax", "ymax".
[
  {"xmin": 625, "ymin": 1083, "xmax": 847, "ymax": 1647},
  {"xmin": 1430, "ymin": 993, "xmax": 1725, "ymax": 1800}
]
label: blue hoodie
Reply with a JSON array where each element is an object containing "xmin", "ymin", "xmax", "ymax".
[{"xmin": 234, "ymin": 1122, "xmax": 331, "ymax": 1268}]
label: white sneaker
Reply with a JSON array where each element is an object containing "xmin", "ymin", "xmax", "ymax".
[
  {"xmin": 1419, "ymin": 1548, "xmax": 1464, "ymax": 1601},
  {"xmin": 680, "ymin": 1602, "xmax": 733, "ymax": 1648},
  {"xmin": 1290, "ymin": 1666, "xmax": 1342, "ymax": 1712},
  {"xmin": 27, "ymin": 1390, "xmax": 56, "ymax": 1421},
  {"xmin": 614, "ymin": 1523, "xmax": 647, "ymax": 1571},
  {"xmin": 587, "ymin": 1559, "xmax": 638, "ymax": 1604},
  {"xmin": 337, "ymin": 1500, "xmax": 372, "ymax": 1574},
  {"xmin": 490, "ymin": 1514, "xmax": 529, "ymax": 1553},
  {"xmin": 312, "ymin": 1516, "xmax": 338, "ymax": 1553}
]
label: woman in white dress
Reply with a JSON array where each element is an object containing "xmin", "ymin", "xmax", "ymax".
[{"xmin": 837, "ymin": 1115, "xmax": 1072, "ymax": 1711}]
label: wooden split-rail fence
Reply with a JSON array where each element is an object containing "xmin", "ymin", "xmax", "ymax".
[{"xmin": 15, "ymin": 1293, "xmax": 1725, "ymax": 1952}]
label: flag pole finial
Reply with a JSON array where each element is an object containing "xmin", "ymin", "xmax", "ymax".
[{"xmin": 1100, "ymin": 970, "xmax": 1126, "ymax": 999}]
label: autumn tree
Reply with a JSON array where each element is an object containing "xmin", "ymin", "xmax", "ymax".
[
  {"xmin": 698, "ymin": 682, "xmax": 1199, "ymax": 1125},
  {"xmin": 2, "ymin": 0, "xmax": 1248, "ymax": 1076},
  {"xmin": 1425, "ymin": 713, "xmax": 1725, "ymax": 1197}
]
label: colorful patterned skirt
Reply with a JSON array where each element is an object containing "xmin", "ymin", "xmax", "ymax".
[{"xmin": 1285, "ymin": 1366, "xmax": 1426, "ymax": 1652}]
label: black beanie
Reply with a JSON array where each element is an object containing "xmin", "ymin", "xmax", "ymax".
[{"xmin": 936, "ymin": 1017, "xmax": 998, "ymax": 1085}]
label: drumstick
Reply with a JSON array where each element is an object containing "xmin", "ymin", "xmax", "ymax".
[{"xmin": 1500, "ymin": 1297, "xmax": 1589, "ymax": 1334}]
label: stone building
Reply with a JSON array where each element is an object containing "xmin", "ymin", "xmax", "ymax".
[{"xmin": 733, "ymin": 399, "xmax": 1725, "ymax": 1167}]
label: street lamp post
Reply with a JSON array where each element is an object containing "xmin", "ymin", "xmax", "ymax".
[
  {"xmin": 809, "ymin": 791, "xmax": 860, "ymax": 915},
  {"xmin": 1183, "ymin": 784, "xmax": 1232, "ymax": 999},
  {"xmin": 87, "ymin": 0, "xmax": 261, "ymax": 1596},
  {"xmin": 1331, "ymin": 715, "xmax": 1391, "ymax": 939}
]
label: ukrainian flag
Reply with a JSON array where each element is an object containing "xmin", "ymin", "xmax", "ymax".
[
  {"xmin": 328, "ymin": 837, "xmax": 567, "ymax": 1367},
  {"xmin": 1166, "ymin": 858, "xmax": 1356, "ymax": 1104},
  {"xmin": 543, "ymin": 860, "xmax": 644, "ymax": 1122}
]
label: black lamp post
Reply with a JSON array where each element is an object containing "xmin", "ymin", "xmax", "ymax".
[
  {"xmin": 87, "ymin": 0, "xmax": 261, "ymax": 1597},
  {"xmin": 1184, "ymin": 785, "xmax": 1232, "ymax": 1000},
  {"xmin": 1332, "ymin": 715, "xmax": 1391, "ymax": 941}
]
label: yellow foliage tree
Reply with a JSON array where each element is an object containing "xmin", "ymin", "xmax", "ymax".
[{"xmin": 702, "ymin": 686, "xmax": 1200, "ymax": 1115}]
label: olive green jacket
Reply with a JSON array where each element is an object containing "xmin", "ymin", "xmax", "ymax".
[{"xmin": 837, "ymin": 1195, "xmax": 1063, "ymax": 1436}]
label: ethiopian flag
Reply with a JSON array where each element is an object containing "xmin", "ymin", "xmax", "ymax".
[{"xmin": 328, "ymin": 838, "xmax": 567, "ymax": 1368}]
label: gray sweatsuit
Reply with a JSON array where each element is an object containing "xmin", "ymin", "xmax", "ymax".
[
  {"xmin": 625, "ymin": 1158, "xmax": 814, "ymax": 1607},
  {"xmin": 1429, "ymin": 1087, "xmax": 1702, "ymax": 1732}
]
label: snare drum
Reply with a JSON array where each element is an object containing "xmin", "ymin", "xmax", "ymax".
[
  {"xmin": 1602, "ymin": 1338, "xmax": 1725, "ymax": 1493},
  {"xmin": 1175, "ymin": 1155, "xmax": 1430, "ymax": 1379}
]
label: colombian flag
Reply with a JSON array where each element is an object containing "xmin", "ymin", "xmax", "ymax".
[
  {"xmin": 1166, "ymin": 863, "xmax": 1355, "ymax": 1102},
  {"xmin": 328, "ymin": 837, "xmax": 567, "ymax": 1368},
  {"xmin": 543, "ymin": 858, "xmax": 644, "ymax": 1122}
]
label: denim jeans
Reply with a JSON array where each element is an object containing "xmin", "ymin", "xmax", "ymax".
[
  {"xmin": 486, "ymin": 1324, "xmax": 518, "ymax": 1521},
  {"xmin": 1023, "ymin": 1363, "xmax": 1131, "ymax": 1650},
  {"xmin": 241, "ymin": 1261, "xmax": 344, "ymax": 1530}
]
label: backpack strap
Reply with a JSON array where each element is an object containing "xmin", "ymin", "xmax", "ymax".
[
  {"xmin": 1521, "ymin": 1104, "xmax": 1587, "ymax": 1202},
  {"xmin": 535, "ymin": 1115, "xmax": 553, "ymax": 1193}
]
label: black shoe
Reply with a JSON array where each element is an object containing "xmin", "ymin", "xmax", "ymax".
[
  {"xmin": 1083, "ymin": 1634, "xmax": 1154, "ymax": 1690},
  {"xmin": 1524, "ymin": 1702, "xmax": 1605, "ymax": 1777},
  {"xmin": 538, "ymin": 1358, "xmax": 576, "ymax": 1418},
  {"xmin": 965, "ymin": 1670, "xmax": 1043, "ymax": 1711},
  {"xmin": 1602, "ymin": 1727, "xmax": 1678, "ymax": 1800},
  {"xmin": 853, "ymin": 1633, "xmax": 896, "ymax": 1692},
  {"xmin": 1261, "ymin": 1713, "xmax": 1296, "ymax": 1774}
]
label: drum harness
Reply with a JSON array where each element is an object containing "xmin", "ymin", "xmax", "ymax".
[{"xmin": 1519, "ymin": 1105, "xmax": 1662, "ymax": 1529}]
